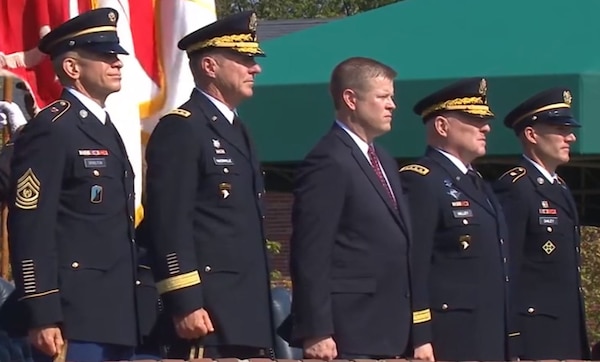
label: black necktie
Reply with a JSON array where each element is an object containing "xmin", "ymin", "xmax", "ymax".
[
  {"xmin": 103, "ymin": 111, "xmax": 127, "ymax": 156},
  {"xmin": 467, "ymin": 169, "xmax": 481, "ymax": 190}
]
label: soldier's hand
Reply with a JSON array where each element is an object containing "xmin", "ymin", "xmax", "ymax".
[
  {"xmin": 303, "ymin": 336, "xmax": 337, "ymax": 361},
  {"xmin": 414, "ymin": 342, "xmax": 435, "ymax": 361},
  {"xmin": 173, "ymin": 308, "xmax": 215, "ymax": 339},
  {"xmin": 0, "ymin": 101, "xmax": 28, "ymax": 133},
  {"xmin": 27, "ymin": 325, "xmax": 64, "ymax": 357}
]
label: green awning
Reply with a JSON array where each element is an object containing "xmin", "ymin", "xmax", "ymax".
[{"xmin": 240, "ymin": 0, "xmax": 600, "ymax": 162}]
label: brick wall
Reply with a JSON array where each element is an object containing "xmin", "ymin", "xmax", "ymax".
[{"xmin": 264, "ymin": 192, "xmax": 293, "ymax": 277}]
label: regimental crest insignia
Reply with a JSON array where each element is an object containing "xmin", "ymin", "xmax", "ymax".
[
  {"xmin": 479, "ymin": 78, "xmax": 487, "ymax": 96},
  {"xmin": 249, "ymin": 13, "xmax": 257, "ymax": 31},
  {"xmin": 563, "ymin": 90, "xmax": 572, "ymax": 106}
]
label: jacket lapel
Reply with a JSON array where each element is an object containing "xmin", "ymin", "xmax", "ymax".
[
  {"xmin": 238, "ymin": 120, "xmax": 262, "ymax": 173},
  {"xmin": 427, "ymin": 148, "xmax": 495, "ymax": 216},
  {"xmin": 557, "ymin": 176, "xmax": 579, "ymax": 223},
  {"xmin": 333, "ymin": 125, "xmax": 404, "ymax": 228},
  {"xmin": 64, "ymin": 91, "xmax": 125, "ymax": 163},
  {"xmin": 521, "ymin": 159, "xmax": 574, "ymax": 219},
  {"xmin": 191, "ymin": 90, "xmax": 251, "ymax": 160}
]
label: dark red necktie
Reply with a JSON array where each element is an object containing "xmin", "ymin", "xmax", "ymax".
[{"xmin": 368, "ymin": 144, "xmax": 397, "ymax": 208}]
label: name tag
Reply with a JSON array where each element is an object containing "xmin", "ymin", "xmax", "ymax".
[
  {"xmin": 453, "ymin": 209, "xmax": 473, "ymax": 218},
  {"xmin": 84, "ymin": 158, "xmax": 107, "ymax": 168},
  {"xmin": 539, "ymin": 217, "xmax": 558, "ymax": 225},
  {"xmin": 213, "ymin": 157, "xmax": 234, "ymax": 166}
]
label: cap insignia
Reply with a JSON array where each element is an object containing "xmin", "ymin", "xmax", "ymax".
[
  {"xmin": 479, "ymin": 78, "xmax": 487, "ymax": 96},
  {"xmin": 108, "ymin": 12, "xmax": 116, "ymax": 23},
  {"xmin": 249, "ymin": 13, "xmax": 257, "ymax": 31},
  {"xmin": 563, "ymin": 90, "xmax": 572, "ymax": 105}
]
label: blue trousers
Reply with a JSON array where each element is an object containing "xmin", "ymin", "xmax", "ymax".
[{"xmin": 31, "ymin": 340, "xmax": 136, "ymax": 362}]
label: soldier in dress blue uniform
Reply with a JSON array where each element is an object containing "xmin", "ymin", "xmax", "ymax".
[
  {"xmin": 142, "ymin": 10, "xmax": 274, "ymax": 360},
  {"xmin": 492, "ymin": 88, "xmax": 590, "ymax": 360},
  {"xmin": 399, "ymin": 78, "xmax": 518, "ymax": 361},
  {"xmin": 7, "ymin": 8, "xmax": 145, "ymax": 362}
]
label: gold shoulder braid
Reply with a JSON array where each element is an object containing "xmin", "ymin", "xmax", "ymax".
[
  {"xmin": 399, "ymin": 164, "xmax": 430, "ymax": 176},
  {"xmin": 166, "ymin": 108, "xmax": 191, "ymax": 118},
  {"xmin": 499, "ymin": 166, "xmax": 526, "ymax": 183},
  {"xmin": 38, "ymin": 100, "xmax": 70, "ymax": 122}
]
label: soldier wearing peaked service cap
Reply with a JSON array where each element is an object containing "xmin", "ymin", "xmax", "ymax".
[
  {"xmin": 492, "ymin": 88, "xmax": 589, "ymax": 360},
  {"xmin": 142, "ymin": 10, "xmax": 274, "ymax": 360},
  {"xmin": 4, "ymin": 7, "xmax": 154, "ymax": 362},
  {"xmin": 399, "ymin": 77, "xmax": 518, "ymax": 361}
]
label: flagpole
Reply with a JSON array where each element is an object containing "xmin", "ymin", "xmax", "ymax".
[{"xmin": 1, "ymin": 76, "xmax": 13, "ymax": 279}]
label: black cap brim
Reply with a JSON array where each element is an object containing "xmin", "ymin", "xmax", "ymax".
[
  {"xmin": 541, "ymin": 116, "xmax": 582, "ymax": 128},
  {"xmin": 83, "ymin": 42, "xmax": 129, "ymax": 55}
]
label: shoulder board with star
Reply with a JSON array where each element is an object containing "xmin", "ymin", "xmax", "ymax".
[
  {"xmin": 38, "ymin": 100, "xmax": 71, "ymax": 123},
  {"xmin": 399, "ymin": 164, "xmax": 430, "ymax": 175},
  {"xmin": 499, "ymin": 166, "xmax": 526, "ymax": 183},
  {"xmin": 165, "ymin": 108, "xmax": 191, "ymax": 118}
]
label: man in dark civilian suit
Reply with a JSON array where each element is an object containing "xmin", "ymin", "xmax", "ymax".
[
  {"xmin": 400, "ymin": 78, "xmax": 518, "ymax": 361},
  {"xmin": 493, "ymin": 88, "xmax": 590, "ymax": 360},
  {"xmin": 288, "ymin": 57, "xmax": 413, "ymax": 360}
]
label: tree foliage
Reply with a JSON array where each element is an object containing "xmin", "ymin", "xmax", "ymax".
[
  {"xmin": 216, "ymin": 0, "xmax": 402, "ymax": 20},
  {"xmin": 581, "ymin": 226, "xmax": 600, "ymax": 345}
]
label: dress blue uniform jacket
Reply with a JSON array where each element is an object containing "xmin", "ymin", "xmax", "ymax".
[
  {"xmin": 493, "ymin": 159, "xmax": 589, "ymax": 360},
  {"xmin": 143, "ymin": 89, "xmax": 274, "ymax": 351},
  {"xmin": 400, "ymin": 147, "xmax": 518, "ymax": 361},
  {"xmin": 7, "ymin": 90, "xmax": 141, "ymax": 346}
]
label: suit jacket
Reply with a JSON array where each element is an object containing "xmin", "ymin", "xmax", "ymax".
[
  {"xmin": 288, "ymin": 124, "xmax": 413, "ymax": 357},
  {"xmin": 492, "ymin": 158, "xmax": 590, "ymax": 360},
  {"xmin": 7, "ymin": 90, "xmax": 140, "ymax": 346},
  {"xmin": 399, "ymin": 147, "xmax": 516, "ymax": 361},
  {"xmin": 143, "ymin": 89, "xmax": 273, "ymax": 350}
]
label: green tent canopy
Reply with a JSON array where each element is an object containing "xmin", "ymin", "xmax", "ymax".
[{"xmin": 240, "ymin": 0, "xmax": 600, "ymax": 163}]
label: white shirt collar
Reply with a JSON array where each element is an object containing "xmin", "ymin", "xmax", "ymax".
[
  {"xmin": 66, "ymin": 88, "xmax": 106, "ymax": 124},
  {"xmin": 197, "ymin": 88, "xmax": 235, "ymax": 124},
  {"xmin": 523, "ymin": 155, "xmax": 557, "ymax": 183},
  {"xmin": 435, "ymin": 148, "xmax": 469, "ymax": 174},
  {"xmin": 335, "ymin": 120, "xmax": 370, "ymax": 160}
]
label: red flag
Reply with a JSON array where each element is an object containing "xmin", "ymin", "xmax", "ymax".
[{"xmin": 0, "ymin": 0, "xmax": 83, "ymax": 108}]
